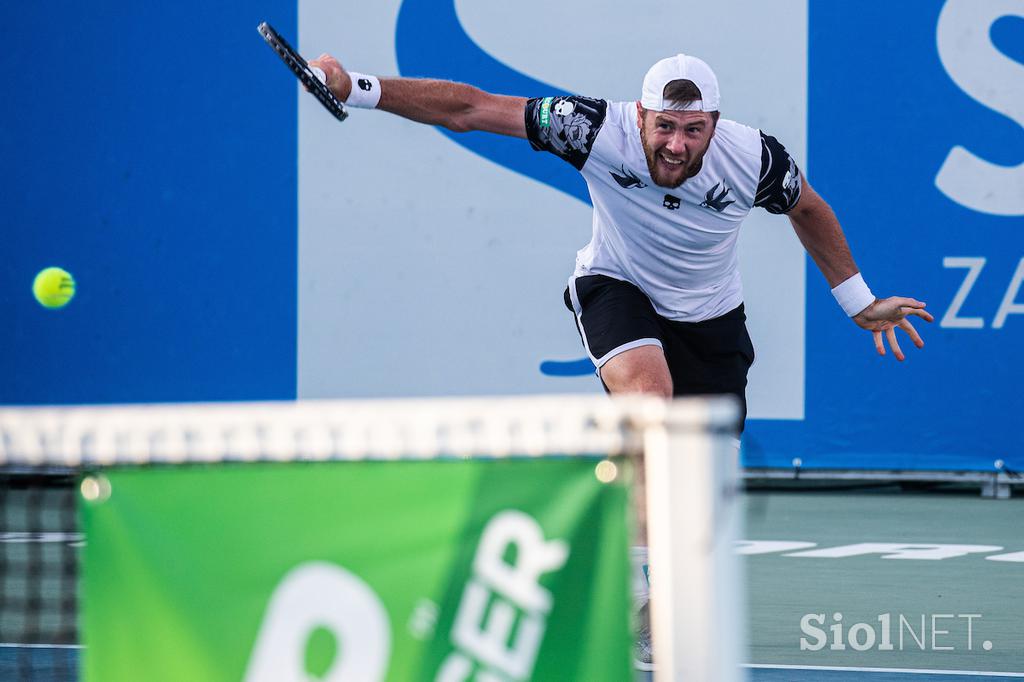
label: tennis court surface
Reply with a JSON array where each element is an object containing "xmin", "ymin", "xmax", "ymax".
[{"xmin": 740, "ymin": 485, "xmax": 1023, "ymax": 680}]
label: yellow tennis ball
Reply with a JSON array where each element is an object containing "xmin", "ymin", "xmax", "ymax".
[{"xmin": 33, "ymin": 267, "xmax": 76, "ymax": 309}]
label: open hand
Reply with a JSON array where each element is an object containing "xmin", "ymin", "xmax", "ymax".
[{"xmin": 853, "ymin": 297, "xmax": 934, "ymax": 361}]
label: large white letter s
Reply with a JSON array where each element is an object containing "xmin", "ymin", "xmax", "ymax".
[{"xmin": 936, "ymin": 0, "xmax": 1024, "ymax": 216}]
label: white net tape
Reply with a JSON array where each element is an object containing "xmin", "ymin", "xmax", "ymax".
[{"xmin": 0, "ymin": 395, "xmax": 737, "ymax": 466}]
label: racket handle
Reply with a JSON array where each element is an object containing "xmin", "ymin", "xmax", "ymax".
[{"xmin": 310, "ymin": 66, "xmax": 327, "ymax": 85}]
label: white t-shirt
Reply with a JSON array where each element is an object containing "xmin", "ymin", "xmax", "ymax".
[{"xmin": 526, "ymin": 96, "xmax": 802, "ymax": 322}]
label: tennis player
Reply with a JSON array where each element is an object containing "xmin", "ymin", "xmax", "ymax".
[
  {"xmin": 309, "ymin": 53, "xmax": 932, "ymax": 428},
  {"xmin": 309, "ymin": 51, "xmax": 933, "ymax": 670}
]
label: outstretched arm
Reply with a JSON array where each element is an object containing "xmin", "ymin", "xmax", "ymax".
[
  {"xmin": 308, "ymin": 54, "xmax": 527, "ymax": 138},
  {"xmin": 787, "ymin": 177, "xmax": 934, "ymax": 360}
]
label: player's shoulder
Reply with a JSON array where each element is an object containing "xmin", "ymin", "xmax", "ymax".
[
  {"xmin": 605, "ymin": 100, "xmax": 636, "ymax": 119},
  {"xmin": 580, "ymin": 100, "xmax": 640, "ymax": 162},
  {"xmin": 596, "ymin": 100, "xmax": 637, "ymax": 136},
  {"xmin": 710, "ymin": 118, "xmax": 763, "ymax": 159}
]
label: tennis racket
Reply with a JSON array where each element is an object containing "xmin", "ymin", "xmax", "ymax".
[{"xmin": 257, "ymin": 22, "xmax": 349, "ymax": 122}]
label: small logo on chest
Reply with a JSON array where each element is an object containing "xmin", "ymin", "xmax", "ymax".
[
  {"xmin": 701, "ymin": 180, "xmax": 736, "ymax": 212},
  {"xmin": 662, "ymin": 194, "xmax": 681, "ymax": 210},
  {"xmin": 610, "ymin": 165, "xmax": 647, "ymax": 189}
]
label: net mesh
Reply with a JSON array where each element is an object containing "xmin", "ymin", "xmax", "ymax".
[
  {"xmin": 0, "ymin": 471, "xmax": 79, "ymax": 682},
  {"xmin": 0, "ymin": 395, "xmax": 738, "ymax": 682}
]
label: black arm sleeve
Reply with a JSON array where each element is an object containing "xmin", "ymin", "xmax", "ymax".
[
  {"xmin": 754, "ymin": 131, "xmax": 803, "ymax": 214},
  {"xmin": 524, "ymin": 96, "xmax": 608, "ymax": 170}
]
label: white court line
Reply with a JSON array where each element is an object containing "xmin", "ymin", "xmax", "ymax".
[
  {"xmin": 1, "ymin": 648, "xmax": 1020, "ymax": 673},
  {"xmin": 744, "ymin": 664, "xmax": 1024, "ymax": 677}
]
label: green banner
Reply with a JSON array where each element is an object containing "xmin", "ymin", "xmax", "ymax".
[{"xmin": 82, "ymin": 457, "xmax": 632, "ymax": 681}]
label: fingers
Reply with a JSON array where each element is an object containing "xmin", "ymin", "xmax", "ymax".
[
  {"xmin": 308, "ymin": 53, "xmax": 351, "ymax": 100},
  {"xmin": 306, "ymin": 57, "xmax": 326, "ymax": 93},
  {"xmin": 889, "ymin": 296, "xmax": 926, "ymax": 309},
  {"xmin": 899, "ymin": 318, "xmax": 925, "ymax": 349},
  {"xmin": 310, "ymin": 54, "xmax": 335, "ymax": 71},
  {"xmin": 308, "ymin": 55, "xmax": 334, "ymax": 78},
  {"xmin": 905, "ymin": 307, "xmax": 934, "ymax": 323},
  {"xmin": 886, "ymin": 326, "xmax": 904, "ymax": 361},
  {"xmin": 864, "ymin": 297, "xmax": 930, "ymax": 360},
  {"xmin": 888, "ymin": 296, "xmax": 934, "ymax": 323},
  {"xmin": 871, "ymin": 319, "xmax": 925, "ymax": 361}
]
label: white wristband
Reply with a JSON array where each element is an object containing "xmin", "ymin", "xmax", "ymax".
[
  {"xmin": 831, "ymin": 272, "xmax": 875, "ymax": 317},
  {"xmin": 345, "ymin": 72, "xmax": 381, "ymax": 109}
]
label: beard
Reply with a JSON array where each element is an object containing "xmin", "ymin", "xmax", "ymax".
[{"xmin": 639, "ymin": 124, "xmax": 707, "ymax": 189}]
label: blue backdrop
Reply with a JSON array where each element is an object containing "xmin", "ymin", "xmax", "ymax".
[
  {"xmin": 743, "ymin": 1, "xmax": 1023, "ymax": 471},
  {"xmin": 1, "ymin": 1, "xmax": 297, "ymax": 404}
]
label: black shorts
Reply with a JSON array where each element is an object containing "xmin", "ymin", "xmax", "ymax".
[{"xmin": 564, "ymin": 274, "xmax": 755, "ymax": 427}]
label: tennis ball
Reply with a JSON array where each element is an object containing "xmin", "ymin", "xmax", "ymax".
[{"xmin": 33, "ymin": 267, "xmax": 76, "ymax": 309}]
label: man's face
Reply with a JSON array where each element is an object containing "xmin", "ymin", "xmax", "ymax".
[{"xmin": 636, "ymin": 104, "xmax": 716, "ymax": 189}]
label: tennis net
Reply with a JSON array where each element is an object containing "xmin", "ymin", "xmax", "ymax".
[
  {"xmin": 0, "ymin": 394, "xmax": 741, "ymax": 682},
  {"xmin": 0, "ymin": 469, "xmax": 79, "ymax": 682}
]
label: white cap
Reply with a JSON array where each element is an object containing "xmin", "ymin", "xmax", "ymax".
[{"xmin": 640, "ymin": 54, "xmax": 720, "ymax": 112}]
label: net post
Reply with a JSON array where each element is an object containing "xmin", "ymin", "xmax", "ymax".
[{"xmin": 643, "ymin": 396, "xmax": 743, "ymax": 681}]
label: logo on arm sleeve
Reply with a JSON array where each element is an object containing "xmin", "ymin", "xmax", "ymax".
[
  {"xmin": 755, "ymin": 131, "xmax": 803, "ymax": 214},
  {"xmin": 553, "ymin": 100, "xmax": 576, "ymax": 116},
  {"xmin": 781, "ymin": 157, "xmax": 801, "ymax": 207},
  {"xmin": 539, "ymin": 97, "xmax": 553, "ymax": 127},
  {"xmin": 526, "ymin": 96, "xmax": 608, "ymax": 171}
]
